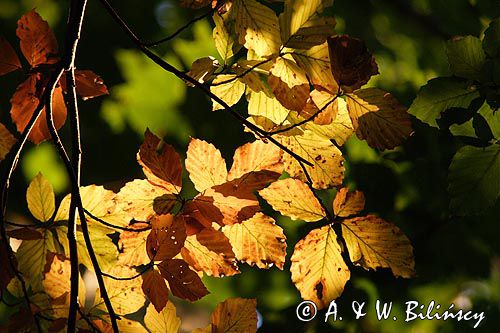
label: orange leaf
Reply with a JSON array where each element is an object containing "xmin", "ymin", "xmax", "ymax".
[
  {"xmin": 228, "ymin": 140, "xmax": 283, "ymax": 181},
  {"xmin": 142, "ymin": 268, "xmax": 170, "ymax": 312},
  {"xmin": 10, "ymin": 74, "xmax": 67, "ymax": 144},
  {"xmin": 158, "ymin": 259, "xmax": 209, "ymax": 301},
  {"xmin": 139, "ymin": 129, "xmax": 183, "ymax": 193},
  {"xmin": 327, "ymin": 35, "xmax": 378, "ymax": 93},
  {"xmin": 0, "ymin": 122, "xmax": 17, "ymax": 161},
  {"xmin": 117, "ymin": 223, "xmax": 151, "ymax": 267},
  {"xmin": 16, "ymin": 10, "xmax": 59, "ymax": 67},
  {"xmin": 146, "ymin": 214, "xmax": 186, "ymax": 261},
  {"xmin": 333, "ymin": 188, "xmax": 365, "ymax": 217},
  {"xmin": 211, "ymin": 298, "xmax": 258, "ymax": 333},
  {"xmin": 0, "ymin": 37, "xmax": 21, "ymax": 76},
  {"xmin": 60, "ymin": 70, "xmax": 109, "ymax": 100}
]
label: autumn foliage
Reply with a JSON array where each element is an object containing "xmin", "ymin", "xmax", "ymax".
[{"xmin": 0, "ymin": 0, "xmax": 440, "ymax": 332}]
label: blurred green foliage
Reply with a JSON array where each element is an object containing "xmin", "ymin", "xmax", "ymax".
[{"xmin": 1, "ymin": 0, "xmax": 500, "ymax": 332}]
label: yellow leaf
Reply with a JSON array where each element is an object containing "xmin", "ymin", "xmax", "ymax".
[
  {"xmin": 211, "ymin": 298, "xmax": 257, "ymax": 333},
  {"xmin": 92, "ymin": 266, "xmax": 145, "ymax": 316},
  {"xmin": 0, "ymin": 122, "xmax": 16, "ymax": 161},
  {"xmin": 187, "ymin": 57, "xmax": 219, "ymax": 85},
  {"xmin": 26, "ymin": 172, "xmax": 55, "ymax": 222},
  {"xmin": 232, "ymin": 0, "xmax": 281, "ymax": 57},
  {"xmin": 333, "ymin": 188, "xmax": 365, "ymax": 217},
  {"xmin": 300, "ymin": 97, "xmax": 354, "ymax": 145},
  {"xmin": 186, "ymin": 138, "xmax": 228, "ymax": 193},
  {"xmin": 117, "ymin": 223, "xmax": 150, "ymax": 267},
  {"xmin": 292, "ymin": 42, "xmax": 339, "ymax": 93},
  {"xmin": 223, "ymin": 213, "xmax": 287, "ymax": 269},
  {"xmin": 290, "ymin": 225, "xmax": 350, "ymax": 309},
  {"xmin": 279, "ymin": 0, "xmax": 334, "ymax": 47},
  {"xmin": 16, "ymin": 230, "xmax": 56, "ymax": 291},
  {"xmin": 210, "ymin": 74, "xmax": 246, "ymax": 111},
  {"xmin": 181, "ymin": 229, "xmax": 239, "ymax": 277},
  {"xmin": 278, "ymin": 130, "xmax": 345, "ymax": 189},
  {"xmin": 342, "ymin": 215, "xmax": 415, "ymax": 278},
  {"xmin": 116, "ymin": 179, "xmax": 176, "ymax": 222},
  {"xmin": 247, "ymin": 89, "xmax": 291, "ymax": 125},
  {"xmin": 268, "ymin": 56, "xmax": 310, "ymax": 111},
  {"xmin": 213, "ymin": 13, "xmax": 240, "ymax": 62},
  {"xmin": 228, "ymin": 140, "xmax": 283, "ymax": 180},
  {"xmin": 259, "ymin": 178, "xmax": 325, "ymax": 222},
  {"xmin": 346, "ymin": 88, "xmax": 413, "ymax": 150},
  {"xmin": 144, "ymin": 302, "xmax": 181, "ymax": 333}
]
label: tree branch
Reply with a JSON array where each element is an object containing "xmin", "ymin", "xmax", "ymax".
[{"xmin": 84, "ymin": 209, "xmax": 151, "ymax": 232}]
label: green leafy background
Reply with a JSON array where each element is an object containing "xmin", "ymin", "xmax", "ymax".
[{"xmin": 1, "ymin": 0, "xmax": 499, "ymax": 332}]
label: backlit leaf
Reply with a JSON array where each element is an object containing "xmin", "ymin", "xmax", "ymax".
[
  {"xmin": 117, "ymin": 223, "xmax": 151, "ymax": 267},
  {"xmin": 213, "ymin": 13, "xmax": 241, "ymax": 62},
  {"xmin": 210, "ymin": 75, "xmax": 246, "ymax": 111},
  {"xmin": 186, "ymin": 138, "xmax": 228, "ymax": 192},
  {"xmin": 187, "ymin": 57, "xmax": 219, "ymax": 85},
  {"xmin": 146, "ymin": 214, "xmax": 186, "ymax": 261},
  {"xmin": 0, "ymin": 122, "xmax": 16, "ymax": 162},
  {"xmin": 247, "ymin": 89, "xmax": 291, "ymax": 125},
  {"xmin": 142, "ymin": 268, "xmax": 170, "ymax": 313},
  {"xmin": 446, "ymin": 36, "xmax": 485, "ymax": 80},
  {"xmin": 139, "ymin": 129, "xmax": 183, "ymax": 194},
  {"xmin": 448, "ymin": 145, "xmax": 500, "ymax": 215},
  {"xmin": 158, "ymin": 259, "xmax": 209, "ymax": 301},
  {"xmin": 346, "ymin": 88, "xmax": 413, "ymax": 150},
  {"xmin": 144, "ymin": 302, "xmax": 181, "ymax": 333},
  {"xmin": 327, "ymin": 35, "xmax": 379, "ymax": 93},
  {"xmin": 211, "ymin": 298, "xmax": 257, "ymax": 333},
  {"xmin": 333, "ymin": 188, "xmax": 365, "ymax": 217},
  {"xmin": 26, "ymin": 172, "xmax": 55, "ymax": 222},
  {"xmin": 60, "ymin": 70, "xmax": 109, "ymax": 100},
  {"xmin": 0, "ymin": 37, "xmax": 21, "ymax": 76},
  {"xmin": 290, "ymin": 225, "xmax": 350, "ymax": 309},
  {"xmin": 278, "ymin": 130, "xmax": 345, "ymax": 189},
  {"xmin": 259, "ymin": 178, "xmax": 325, "ymax": 222},
  {"xmin": 408, "ymin": 77, "xmax": 480, "ymax": 128},
  {"xmin": 342, "ymin": 215, "xmax": 415, "ymax": 278},
  {"xmin": 232, "ymin": 0, "xmax": 281, "ymax": 57},
  {"xmin": 268, "ymin": 56, "xmax": 310, "ymax": 112},
  {"xmin": 223, "ymin": 213, "xmax": 287, "ymax": 269},
  {"xmin": 228, "ymin": 140, "xmax": 283, "ymax": 180},
  {"xmin": 16, "ymin": 10, "xmax": 58, "ymax": 67},
  {"xmin": 279, "ymin": 0, "xmax": 335, "ymax": 49}
]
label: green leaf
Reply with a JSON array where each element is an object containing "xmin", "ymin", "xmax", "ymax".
[
  {"xmin": 483, "ymin": 18, "xmax": 500, "ymax": 58},
  {"xmin": 448, "ymin": 144, "xmax": 500, "ymax": 215},
  {"xmin": 446, "ymin": 36, "xmax": 485, "ymax": 80},
  {"xmin": 408, "ymin": 77, "xmax": 480, "ymax": 127},
  {"xmin": 26, "ymin": 172, "xmax": 55, "ymax": 222},
  {"xmin": 478, "ymin": 102, "xmax": 500, "ymax": 139}
]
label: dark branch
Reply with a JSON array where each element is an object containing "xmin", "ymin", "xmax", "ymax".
[
  {"xmin": 84, "ymin": 209, "xmax": 151, "ymax": 232},
  {"xmin": 102, "ymin": 264, "xmax": 152, "ymax": 281}
]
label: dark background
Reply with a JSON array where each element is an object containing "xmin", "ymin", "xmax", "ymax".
[{"xmin": 1, "ymin": 0, "xmax": 499, "ymax": 331}]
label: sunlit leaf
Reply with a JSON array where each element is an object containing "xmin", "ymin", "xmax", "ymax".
[
  {"xmin": 290, "ymin": 225, "xmax": 350, "ymax": 309},
  {"xmin": 342, "ymin": 215, "xmax": 415, "ymax": 277},
  {"xmin": 26, "ymin": 172, "xmax": 55, "ymax": 222},
  {"xmin": 186, "ymin": 138, "xmax": 228, "ymax": 192},
  {"xmin": 333, "ymin": 187, "xmax": 365, "ymax": 217},
  {"xmin": 247, "ymin": 89, "xmax": 291, "ymax": 125},
  {"xmin": 187, "ymin": 56, "xmax": 219, "ymax": 85},
  {"xmin": 346, "ymin": 88, "xmax": 413, "ymax": 150},
  {"xmin": 144, "ymin": 302, "xmax": 181, "ymax": 333},
  {"xmin": 142, "ymin": 268, "xmax": 170, "ymax": 312},
  {"xmin": 158, "ymin": 259, "xmax": 209, "ymax": 301},
  {"xmin": 211, "ymin": 298, "xmax": 257, "ymax": 333},
  {"xmin": 146, "ymin": 214, "xmax": 186, "ymax": 262},
  {"xmin": 228, "ymin": 140, "xmax": 283, "ymax": 180},
  {"xmin": 0, "ymin": 37, "xmax": 21, "ymax": 76},
  {"xmin": 213, "ymin": 13, "xmax": 241, "ymax": 62},
  {"xmin": 117, "ymin": 223, "xmax": 151, "ymax": 267},
  {"xmin": 259, "ymin": 178, "xmax": 325, "ymax": 222},
  {"xmin": 223, "ymin": 213, "xmax": 287, "ymax": 269},
  {"xmin": 210, "ymin": 74, "xmax": 246, "ymax": 111}
]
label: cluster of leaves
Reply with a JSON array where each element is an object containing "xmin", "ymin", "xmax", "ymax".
[
  {"xmin": 409, "ymin": 18, "xmax": 500, "ymax": 215},
  {"xmin": 0, "ymin": 1, "xmax": 419, "ymax": 331},
  {"xmin": 0, "ymin": 10, "xmax": 108, "ymax": 155}
]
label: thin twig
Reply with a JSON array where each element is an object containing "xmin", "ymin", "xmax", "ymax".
[
  {"xmin": 77, "ymin": 307, "xmax": 99, "ymax": 333},
  {"xmin": 84, "ymin": 209, "xmax": 151, "ymax": 232},
  {"xmin": 144, "ymin": 6, "xmax": 219, "ymax": 47},
  {"xmin": 208, "ymin": 58, "xmax": 274, "ymax": 86},
  {"xmin": 102, "ymin": 264, "xmax": 152, "ymax": 281},
  {"xmin": 97, "ymin": 0, "xmax": 313, "ymax": 167}
]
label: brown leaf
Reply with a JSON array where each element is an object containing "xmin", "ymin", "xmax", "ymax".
[
  {"xmin": 142, "ymin": 268, "xmax": 170, "ymax": 312},
  {"xmin": 6, "ymin": 227, "xmax": 42, "ymax": 240},
  {"xmin": 327, "ymin": 35, "xmax": 378, "ymax": 93},
  {"xmin": 187, "ymin": 57, "xmax": 219, "ymax": 85},
  {"xmin": 268, "ymin": 56, "xmax": 310, "ymax": 112},
  {"xmin": 182, "ymin": 198, "xmax": 224, "ymax": 233},
  {"xmin": 146, "ymin": 214, "xmax": 186, "ymax": 261},
  {"xmin": 16, "ymin": 10, "xmax": 59, "ymax": 67},
  {"xmin": 158, "ymin": 259, "xmax": 209, "ymax": 301},
  {"xmin": 346, "ymin": 88, "xmax": 413, "ymax": 150},
  {"xmin": 60, "ymin": 70, "xmax": 109, "ymax": 99},
  {"xmin": 139, "ymin": 129, "xmax": 183, "ymax": 193},
  {"xmin": 180, "ymin": 0, "xmax": 218, "ymax": 9},
  {"xmin": 0, "ymin": 243, "xmax": 16, "ymax": 290},
  {"xmin": 211, "ymin": 298, "xmax": 258, "ymax": 333},
  {"xmin": 0, "ymin": 37, "xmax": 21, "ymax": 76},
  {"xmin": 0, "ymin": 122, "xmax": 17, "ymax": 161},
  {"xmin": 333, "ymin": 188, "xmax": 365, "ymax": 217},
  {"xmin": 308, "ymin": 89, "xmax": 338, "ymax": 125},
  {"xmin": 10, "ymin": 74, "xmax": 67, "ymax": 144}
]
